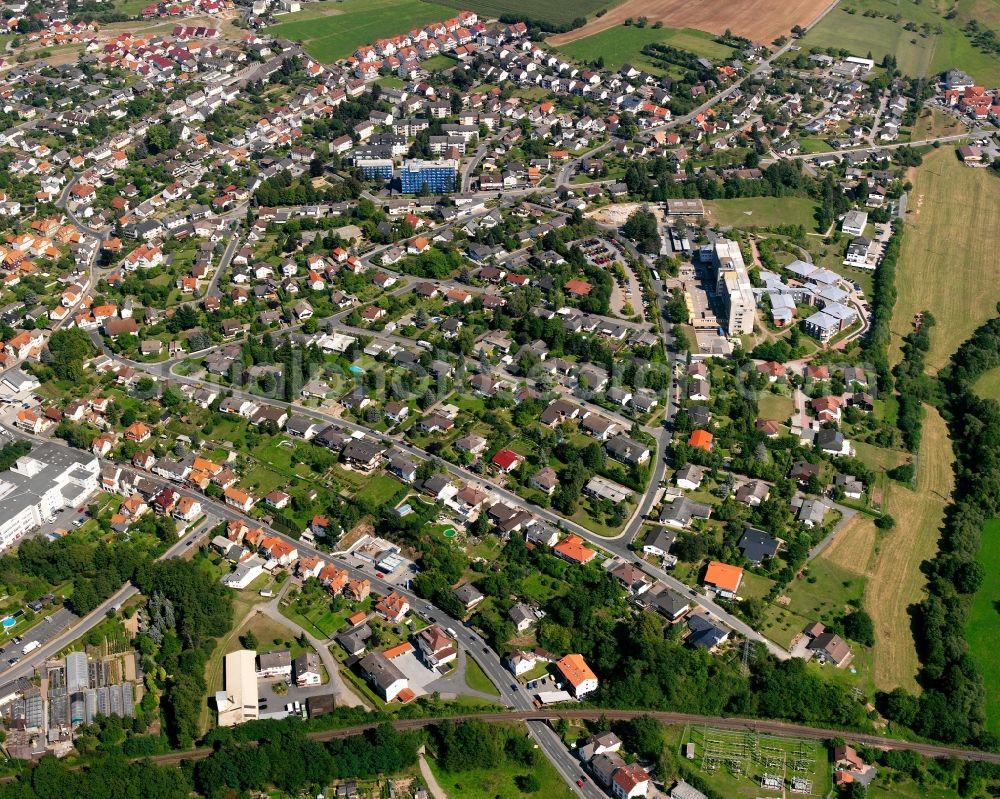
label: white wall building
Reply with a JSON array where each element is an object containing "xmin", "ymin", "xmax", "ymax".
[
  {"xmin": 0, "ymin": 443, "xmax": 99, "ymax": 551},
  {"xmin": 711, "ymin": 239, "xmax": 756, "ymax": 335}
]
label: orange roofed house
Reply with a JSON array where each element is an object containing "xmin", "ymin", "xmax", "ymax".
[
  {"xmin": 688, "ymin": 429, "xmax": 713, "ymax": 452},
  {"xmin": 555, "ymin": 653, "xmax": 599, "ymax": 698},
  {"xmin": 223, "ymin": 487, "xmax": 256, "ymax": 513},
  {"xmin": 553, "ymin": 534, "xmax": 597, "ymax": 565},
  {"xmin": 703, "ymin": 561, "xmax": 743, "ymax": 599},
  {"xmin": 375, "ymin": 591, "xmax": 410, "ymax": 623}
]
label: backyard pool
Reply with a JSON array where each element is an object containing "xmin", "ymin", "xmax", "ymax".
[
  {"xmin": 1, "ymin": 617, "xmax": 15, "ymax": 630},
  {"xmin": 349, "ymin": 365, "xmax": 364, "ymax": 374}
]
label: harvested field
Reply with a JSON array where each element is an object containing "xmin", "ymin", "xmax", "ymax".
[
  {"xmin": 548, "ymin": 0, "xmax": 834, "ymax": 48},
  {"xmin": 864, "ymin": 405, "xmax": 952, "ymax": 692},
  {"xmin": 890, "ymin": 149, "xmax": 1000, "ymax": 371},
  {"xmin": 821, "ymin": 512, "xmax": 878, "ymax": 576}
]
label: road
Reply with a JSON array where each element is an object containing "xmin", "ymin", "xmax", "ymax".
[
  {"xmin": 782, "ymin": 129, "xmax": 991, "ymax": 161},
  {"xmin": 0, "ymin": 423, "xmax": 605, "ymax": 796},
  {"xmin": 0, "ymin": 496, "xmax": 216, "ymax": 688},
  {"xmin": 252, "ymin": 584, "xmax": 366, "ymax": 708}
]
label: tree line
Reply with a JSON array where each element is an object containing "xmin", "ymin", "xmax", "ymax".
[{"xmin": 879, "ymin": 309, "xmax": 1000, "ymax": 747}]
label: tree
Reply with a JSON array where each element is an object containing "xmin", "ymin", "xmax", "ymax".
[
  {"xmin": 841, "ymin": 609, "xmax": 875, "ymax": 647},
  {"xmin": 145, "ymin": 123, "xmax": 179, "ymax": 155},
  {"xmin": 874, "ymin": 513, "xmax": 895, "ymax": 530}
]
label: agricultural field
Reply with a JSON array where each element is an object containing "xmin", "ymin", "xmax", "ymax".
[
  {"xmin": 704, "ymin": 196, "xmax": 820, "ymax": 231},
  {"xmin": 435, "ymin": 0, "xmax": 615, "ymax": 27},
  {"xmin": 547, "ymin": 0, "xmax": 831, "ymax": 47},
  {"xmin": 556, "ymin": 25, "xmax": 735, "ymax": 74},
  {"xmin": 966, "ymin": 518, "xmax": 1000, "ymax": 736},
  {"xmin": 890, "ymin": 149, "xmax": 1000, "ymax": 372},
  {"xmin": 799, "ymin": 0, "xmax": 1000, "ymax": 83},
  {"xmin": 865, "ymin": 405, "xmax": 953, "ymax": 691},
  {"xmin": 267, "ymin": 0, "xmax": 458, "ymax": 63}
]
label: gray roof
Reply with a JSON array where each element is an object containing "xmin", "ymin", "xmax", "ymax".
[
  {"xmin": 644, "ymin": 527, "xmax": 677, "ymax": 553},
  {"xmin": 358, "ymin": 651, "xmax": 405, "ymax": 690},
  {"xmin": 454, "ymin": 582, "xmax": 484, "ymax": 605},
  {"xmin": 647, "ymin": 586, "xmax": 688, "ymax": 619},
  {"xmin": 0, "ymin": 443, "xmax": 98, "ymax": 528},
  {"xmin": 659, "ymin": 496, "xmax": 712, "ymax": 526},
  {"xmin": 738, "ymin": 527, "xmax": 780, "ymax": 564},
  {"xmin": 605, "ymin": 434, "xmax": 649, "ymax": 464},
  {"xmin": 687, "ymin": 614, "xmax": 729, "ymax": 649},
  {"xmin": 508, "ymin": 603, "xmax": 535, "ymax": 626},
  {"xmin": 258, "ymin": 650, "xmax": 291, "ymax": 671}
]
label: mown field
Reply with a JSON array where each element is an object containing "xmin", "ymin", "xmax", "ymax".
[
  {"xmin": 556, "ymin": 24, "xmax": 735, "ymax": 73},
  {"xmin": 799, "ymin": 0, "xmax": 1000, "ymax": 83},
  {"xmin": 890, "ymin": 149, "xmax": 1000, "ymax": 372},
  {"xmin": 820, "ymin": 408, "xmax": 952, "ymax": 692},
  {"xmin": 268, "ymin": 0, "xmax": 458, "ymax": 62},
  {"xmin": 704, "ymin": 196, "xmax": 820, "ymax": 231},
  {"xmin": 867, "ymin": 406, "xmax": 952, "ymax": 691},
  {"xmin": 966, "ymin": 518, "xmax": 1000, "ymax": 736}
]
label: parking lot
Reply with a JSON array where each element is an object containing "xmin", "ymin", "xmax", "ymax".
[
  {"xmin": 257, "ymin": 671, "xmax": 335, "ymax": 718},
  {"xmin": 0, "ymin": 607, "xmax": 78, "ymax": 670}
]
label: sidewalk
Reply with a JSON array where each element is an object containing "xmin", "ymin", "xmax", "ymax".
[{"xmin": 418, "ymin": 748, "xmax": 448, "ymax": 799}]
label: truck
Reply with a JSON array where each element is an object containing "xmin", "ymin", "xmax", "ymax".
[{"xmin": 22, "ymin": 641, "xmax": 39, "ymax": 655}]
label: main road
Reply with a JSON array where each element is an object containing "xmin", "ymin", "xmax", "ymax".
[{"xmin": 0, "ymin": 426, "xmax": 606, "ymax": 797}]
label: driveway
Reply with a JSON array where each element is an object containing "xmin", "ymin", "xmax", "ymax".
[
  {"xmin": 254, "ymin": 586, "xmax": 367, "ymax": 708},
  {"xmin": 425, "ymin": 647, "xmax": 502, "ymax": 703}
]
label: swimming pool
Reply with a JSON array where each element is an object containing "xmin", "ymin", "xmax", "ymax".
[
  {"xmin": 1, "ymin": 617, "xmax": 14, "ymax": 630},
  {"xmin": 349, "ymin": 365, "xmax": 364, "ymax": 375}
]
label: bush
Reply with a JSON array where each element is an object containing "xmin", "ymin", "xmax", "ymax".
[{"xmin": 874, "ymin": 514, "xmax": 895, "ymax": 530}]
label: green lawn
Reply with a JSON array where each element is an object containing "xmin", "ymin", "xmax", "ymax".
[
  {"xmin": 464, "ymin": 655, "xmax": 501, "ymax": 696},
  {"xmin": 267, "ymin": 0, "xmax": 458, "ymax": 62},
  {"xmin": 433, "ymin": 0, "xmax": 615, "ymax": 28},
  {"xmin": 800, "ymin": 0, "xmax": 1000, "ymax": 84},
  {"xmin": 966, "ymin": 518, "xmax": 1000, "ymax": 737},
  {"xmin": 557, "ymin": 25, "xmax": 734, "ymax": 74},
  {"xmin": 355, "ymin": 473, "xmax": 406, "ymax": 506},
  {"xmin": 114, "ymin": 0, "xmax": 156, "ymax": 15},
  {"xmin": 853, "ymin": 441, "xmax": 907, "ymax": 473},
  {"xmin": 761, "ymin": 558, "xmax": 866, "ymax": 649},
  {"xmin": 797, "ymin": 136, "xmax": 835, "ymax": 154},
  {"xmin": 739, "ymin": 571, "xmax": 775, "ymax": 602},
  {"xmin": 427, "ymin": 748, "xmax": 576, "ymax": 799},
  {"xmin": 973, "ymin": 364, "xmax": 1000, "ymax": 403},
  {"xmin": 757, "ymin": 391, "xmax": 794, "ymax": 422},
  {"xmin": 704, "ymin": 197, "xmax": 820, "ymax": 232},
  {"xmin": 421, "ymin": 53, "xmax": 457, "ymax": 71}
]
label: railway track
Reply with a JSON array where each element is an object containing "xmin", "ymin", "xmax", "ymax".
[{"xmin": 6, "ymin": 708, "xmax": 994, "ymax": 780}]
